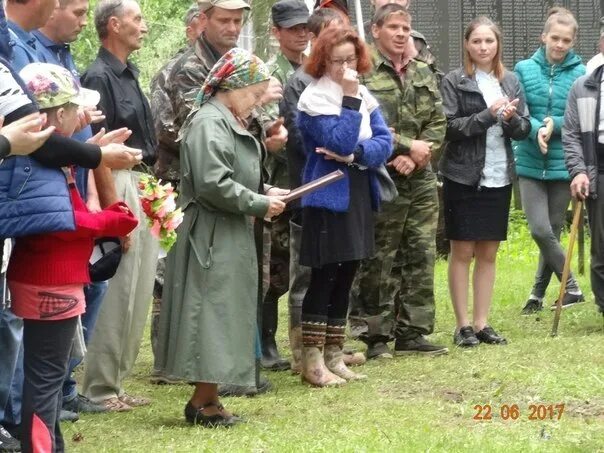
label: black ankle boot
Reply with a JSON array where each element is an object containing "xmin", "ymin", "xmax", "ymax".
[{"xmin": 260, "ymin": 298, "xmax": 290, "ymax": 371}]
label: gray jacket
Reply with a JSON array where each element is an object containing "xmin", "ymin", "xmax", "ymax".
[
  {"xmin": 563, "ymin": 64, "xmax": 604, "ymax": 199},
  {"xmin": 439, "ymin": 67, "xmax": 530, "ymax": 186}
]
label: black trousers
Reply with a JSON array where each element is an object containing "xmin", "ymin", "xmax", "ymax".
[
  {"xmin": 587, "ymin": 174, "xmax": 604, "ymax": 314},
  {"xmin": 302, "ymin": 261, "xmax": 360, "ymax": 321},
  {"xmin": 22, "ymin": 316, "xmax": 77, "ymax": 453}
]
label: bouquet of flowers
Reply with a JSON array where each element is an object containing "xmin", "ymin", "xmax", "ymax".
[{"xmin": 138, "ymin": 174, "xmax": 184, "ymax": 253}]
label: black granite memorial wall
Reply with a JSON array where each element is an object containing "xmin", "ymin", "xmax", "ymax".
[{"xmin": 356, "ymin": 0, "xmax": 604, "ymax": 72}]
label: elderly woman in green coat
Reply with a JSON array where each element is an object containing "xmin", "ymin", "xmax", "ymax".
[{"xmin": 156, "ymin": 48, "xmax": 286, "ymax": 428}]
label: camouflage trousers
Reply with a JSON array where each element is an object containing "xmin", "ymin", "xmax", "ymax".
[
  {"xmin": 262, "ymin": 210, "xmax": 291, "ymax": 305},
  {"xmin": 349, "ymin": 168, "xmax": 438, "ymax": 344}
]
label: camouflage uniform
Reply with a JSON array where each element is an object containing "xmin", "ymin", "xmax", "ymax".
[
  {"xmin": 263, "ymin": 51, "xmax": 298, "ymax": 306},
  {"xmin": 349, "ymin": 47, "xmax": 446, "ymax": 344}
]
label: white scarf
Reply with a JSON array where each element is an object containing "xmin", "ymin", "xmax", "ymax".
[{"xmin": 297, "ymin": 75, "xmax": 379, "ymax": 142}]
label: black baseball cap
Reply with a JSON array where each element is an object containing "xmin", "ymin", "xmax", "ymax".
[{"xmin": 272, "ymin": 0, "xmax": 310, "ymax": 28}]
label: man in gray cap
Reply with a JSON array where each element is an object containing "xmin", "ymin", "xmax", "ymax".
[{"xmin": 260, "ymin": 0, "xmax": 310, "ymax": 372}]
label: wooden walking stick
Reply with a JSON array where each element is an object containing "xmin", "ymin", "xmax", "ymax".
[{"xmin": 551, "ymin": 200, "xmax": 583, "ymax": 336}]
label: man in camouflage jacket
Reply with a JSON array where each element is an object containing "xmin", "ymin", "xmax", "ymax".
[
  {"xmin": 151, "ymin": 4, "xmax": 205, "ymax": 185},
  {"xmin": 350, "ymin": 4, "xmax": 448, "ymax": 358},
  {"xmin": 260, "ymin": 0, "xmax": 310, "ymax": 371}
]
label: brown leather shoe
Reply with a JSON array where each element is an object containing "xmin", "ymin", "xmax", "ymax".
[
  {"xmin": 118, "ymin": 393, "xmax": 151, "ymax": 407},
  {"xmin": 342, "ymin": 349, "xmax": 366, "ymax": 366},
  {"xmin": 102, "ymin": 397, "xmax": 133, "ymax": 412}
]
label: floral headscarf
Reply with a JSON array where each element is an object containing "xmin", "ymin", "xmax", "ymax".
[
  {"xmin": 178, "ymin": 48, "xmax": 270, "ymax": 140},
  {"xmin": 196, "ymin": 47, "xmax": 270, "ymax": 106}
]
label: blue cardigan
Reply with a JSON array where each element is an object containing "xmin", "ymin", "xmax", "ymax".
[{"xmin": 297, "ymin": 106, "xmax": 392, "ymax": 212}]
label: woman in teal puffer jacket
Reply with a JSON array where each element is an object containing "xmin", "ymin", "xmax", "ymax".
[{"xmin": 513, "ymin": 7, "xmax": 585, "ymax": 314}]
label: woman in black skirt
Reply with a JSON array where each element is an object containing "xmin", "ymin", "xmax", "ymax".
[
  {"xmin": 296, "ymin": 28, "xmax": 391, "ymax": 386},
  {"xmin": 439, "ymin": 17, "xmax": 530, "ymax": 347}
]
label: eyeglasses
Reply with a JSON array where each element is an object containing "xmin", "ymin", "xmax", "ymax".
[{"xmin": 330, "ymin": 56, "xmax": 357, "ymax": 66}]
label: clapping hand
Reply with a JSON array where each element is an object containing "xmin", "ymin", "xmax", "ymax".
[
  {"xmin": 0, "ymin": 113, "xmax": 55, "ymax": 156},
  {"xmin": 100, "ymin": 143, "xmax": 142, "ymax": 169},
  {"xmin": 88, "ymin": 127, "xmax": 132, "ymax": 146},
  {"xmin": 500, "ymin": 98, "xmax": 519, "ymax": 121},
  {"xmin": 76, "ymin": 106, "xmax": 106, "ymax": 132}
]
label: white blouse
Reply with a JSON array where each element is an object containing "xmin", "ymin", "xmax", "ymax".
[{"xmin": 475, "ymin": 69, "xmax": 510, "ymax": 188}]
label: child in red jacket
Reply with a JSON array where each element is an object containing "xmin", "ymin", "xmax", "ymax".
[{"xmin": 7, "ymin": 63, "xmax": 138, "ymax": 453}]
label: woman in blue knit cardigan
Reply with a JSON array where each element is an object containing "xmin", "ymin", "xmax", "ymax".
[
  {"xmin": 296, "ymin": 28, "xmax": 391, "ymax": 387},
  {"xmin": 513, "ymin": 7, "xmax": 586, "ymax": 314}
]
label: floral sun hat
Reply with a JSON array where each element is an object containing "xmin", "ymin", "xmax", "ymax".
[{"xmin": 19, "ymin": 62, "xmax": 100, "ymax": 109}]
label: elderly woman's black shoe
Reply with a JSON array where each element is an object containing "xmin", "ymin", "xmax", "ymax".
[{"xmin": 184, "ymin": 401, "xmax": 241, "ymax": 428}]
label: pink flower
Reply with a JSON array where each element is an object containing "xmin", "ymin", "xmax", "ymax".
[
  {"xmin": 165, "ymin": 210, "xmax": 184, "ymax": 231},
  {"xmin": 150, "ymin": 219, "xmax": 162, "ymax": 238},
  {"xmin": 164, "ymin": 193, "xmax": 176, "ymax": 212}
]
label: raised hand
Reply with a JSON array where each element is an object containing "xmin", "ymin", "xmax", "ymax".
[
  {"xmin": 341, "ymin": 68, "xmax": 359, "ymax": 97},
  {"xmin": 100, "ymin": 143, "xmax": 142, "ymax": 169},
  {"xmin": 0, "ymin": 113, "xmax": 55, "ymax": 156}
]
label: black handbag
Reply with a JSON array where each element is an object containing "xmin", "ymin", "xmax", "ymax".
[
  {"xmin": 88, "ymin": 237, "xmax": 122, "ymax": 282},
  {"xmin": 375, "ymin": 164, "xmax": 398, "ymax": 203}
]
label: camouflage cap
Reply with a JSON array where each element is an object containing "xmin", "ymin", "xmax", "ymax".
[
  {"xmin": 198, "ymin": 0, "xmax": 250, "ymax": 12},
  {"xmin": 184, "ymin": 4, "xmax": 200, "ymax": 25},
  {"xmin": 600, "ymin": 16, "xmax": 604, "ymax": 36}
]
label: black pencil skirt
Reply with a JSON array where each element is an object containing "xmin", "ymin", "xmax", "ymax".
[{"xmin": 443, "ymin": 177, "xmax": 512, "ymax": 241}]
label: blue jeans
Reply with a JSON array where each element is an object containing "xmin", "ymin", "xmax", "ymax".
[
  {"xmin": 62, "ymin": 281, "xmax": 108, "ymax": 403},
  {"xmin": 0, "ymin": 303, "xmax": 23, "ymax": 426}
]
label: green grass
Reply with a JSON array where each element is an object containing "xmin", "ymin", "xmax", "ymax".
[{"xmin": 64, "ymin": 213, "xmax": 604, "ymax": 452}]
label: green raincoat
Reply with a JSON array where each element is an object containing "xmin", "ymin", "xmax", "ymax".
[{"xmin": 156, "ymin": 98, "xmax": 270, "ymax": 386}]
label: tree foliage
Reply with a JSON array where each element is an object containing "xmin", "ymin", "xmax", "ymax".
[{"xmin": 72, "ymin": 0, "xmax": 276, "ymax": 92}]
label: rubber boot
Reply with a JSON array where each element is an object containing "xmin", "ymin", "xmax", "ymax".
[
  {"xmin": 261, "ymin": 295, "xmax": 290, "ymax": 371},
  {"xmin": 300, "ymin": 317, "xmax": 345, "ymax": 386},
  {"xmin": 324, "ymin": 344, "xmax": 367, "ymax": 381},
  {"xmin": 288, "ymin": 306, "xmax": 303, "ymax": 374},
  {"xmin": 325, "ymin": 322, "xmax": 367, "ymax": 381},
  {"xmin": 300, "ymin": 346, "xmax": 346, "ymax": 387}
]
